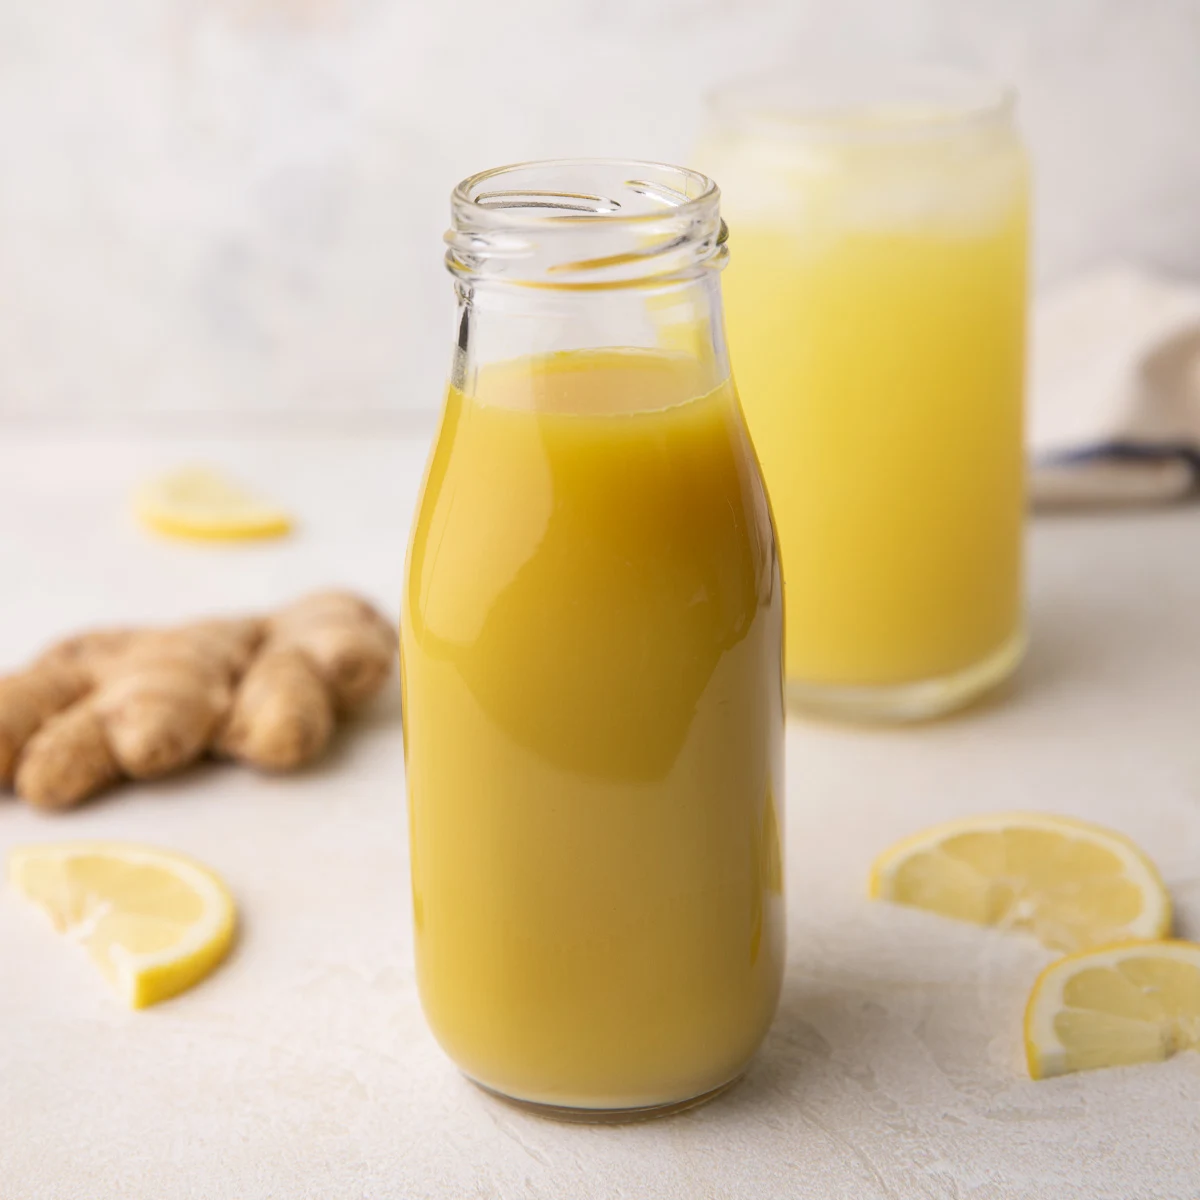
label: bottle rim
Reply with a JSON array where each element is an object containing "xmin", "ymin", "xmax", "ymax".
[
  {"xmin": 446, "ymin": 159, "xmax": 727, "ymax": 289},
  {"xmin": 451, "ymin": 159, "xmax": 720, "ymax": 230}
]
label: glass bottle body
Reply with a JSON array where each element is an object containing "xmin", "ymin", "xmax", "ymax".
[{"xmin": 401, "ymin": 162, "xmax": 785, "ymax": 1117}]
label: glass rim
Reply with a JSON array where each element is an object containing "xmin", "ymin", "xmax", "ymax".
[
  {"xmin": 450, "ymin": 158, "xmax": 721, "ymax": 232},
  {"xmin": 707, "ymin": 63, "xmax": 1016, "ymax": 143}
]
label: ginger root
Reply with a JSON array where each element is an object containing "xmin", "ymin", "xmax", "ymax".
[{"xmin": 2, "ymin": 591, "xmax": 395, "ymax": 811}]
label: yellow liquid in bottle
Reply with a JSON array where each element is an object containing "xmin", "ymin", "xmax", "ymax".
[
  {"xmin": 718, "ymin": 137, "xmax": 1028, "ymax": 688},
  {"xmin": 402, "ymin": 350, "xmax": 784, "ymax": 1111}
]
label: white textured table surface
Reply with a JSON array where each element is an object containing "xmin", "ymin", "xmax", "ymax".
[{"xmin": 2, "ymin": 428, "xmax": 1200, "ymax": 1200}]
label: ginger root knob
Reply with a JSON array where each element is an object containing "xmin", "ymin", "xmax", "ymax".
[
  {"xmin": 216, "ymin": 648, "xmax": 334, "ymax": 771},
  {"xmin": 216, "ymin": 592, "xmax": 395, "ymax": 772},
  {"xmin": 0, "ymin": 664, "xmax": 90, "ymax": 785}
]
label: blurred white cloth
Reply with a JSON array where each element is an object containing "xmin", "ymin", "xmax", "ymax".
[{"xmin": 1031, "ymin": 265, "xmax": 1200, "ymax": 508}]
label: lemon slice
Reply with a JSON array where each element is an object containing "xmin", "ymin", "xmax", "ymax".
[
  {"xmin": 869, "ymin": 812, "xmax": 1170, "ymax": 953},
  {"xmin": 1025, "ymin": 940, "xmax": 1200, "ymax": 1078},
  {"xmin": 135, "ymin": 466, "xmax": 292, "ymax": 540},
  {"xmin": 8, "ymin": 841, "xmax": 236, "ymax": 1008}
]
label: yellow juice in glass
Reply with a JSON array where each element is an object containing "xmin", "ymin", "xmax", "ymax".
[
  {"xmin": 706, "ymin": 93, "xmax": 1029, "ymax": 716},
  {"xmin": 401, "ymin": 349, "xmax": 784, "ymax": 1112}
]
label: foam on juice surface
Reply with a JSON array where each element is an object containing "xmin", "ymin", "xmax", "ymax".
[{"xmin": 707, "ymin": 116, "xmax": 1027, "ymax": 239}]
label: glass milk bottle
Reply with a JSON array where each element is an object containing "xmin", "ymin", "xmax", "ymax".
[
  {"xmin": 400, "ymin": 161, "xmax": 785, "ymax": 1119},
  {"xmin": 701, "ymin": 69, "xmax": 1030, "ymax": 721}
]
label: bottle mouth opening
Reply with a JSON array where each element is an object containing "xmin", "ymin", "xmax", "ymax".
[
  {"xmin": 453, "ymin": 160, "xmax": 720, "ymax": 227},
  {"xmin": 709, "ymin": 64, "xmax": 1014, "ymax": 144},
  {"xmin": 447, "ymin": 159, "xmax": 727, "ymax": 288}
]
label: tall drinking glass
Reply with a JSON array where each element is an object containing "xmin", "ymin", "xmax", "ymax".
[{"xmin": 701, "ymin": 69, "xmax": 1030, "ymax": 720}]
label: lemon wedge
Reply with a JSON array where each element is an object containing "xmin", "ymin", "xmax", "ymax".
[
  {"xmin": 8, "ymin": 842, "xmax": 236, "ymax": 1008},
  {"xmin": 1025, "ymin": 940, "xmax": 1200, "ymax": 1078},
  {"xmin": 135, "ymin": 466, "xmax": 292, "ymax": 541},
  {"xmin": 869, "ymin": 812, "xmax": 1170, "ymax": 953}
]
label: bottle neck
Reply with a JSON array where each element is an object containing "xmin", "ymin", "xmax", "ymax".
[
  {"xmin": 444, "ymin": 161, "xmax": 731, "ymax": 403},
  {"xmin": 449, "ymin": 272, "xmax": 731, "ymax": 400}
]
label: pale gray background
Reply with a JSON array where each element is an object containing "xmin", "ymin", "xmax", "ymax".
[{"xmin": 2, "ymin": 0, "xmax": 1198, "ymax": 417}]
